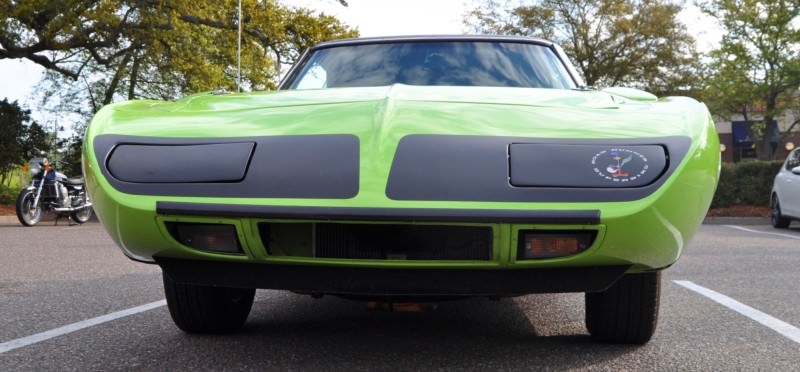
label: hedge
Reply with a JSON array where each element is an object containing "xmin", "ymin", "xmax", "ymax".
[
  {"xmin": 0, "ymin": 184, "xmax": 16, "ymax": 205},
  {"xmin": 710, "ymin": 160, "xmax": 784, "ymax": 208}
]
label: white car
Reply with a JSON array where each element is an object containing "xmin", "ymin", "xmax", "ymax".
[{"xmin": 771, "ymin": 148, "xmax": 800, "ymax": 228}]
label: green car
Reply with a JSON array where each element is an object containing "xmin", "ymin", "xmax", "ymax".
[{"xmin": 84, "ymin": 35, "xmax": 719, "ymax": 344}]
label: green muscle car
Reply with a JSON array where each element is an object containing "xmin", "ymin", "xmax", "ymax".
[{"xmin": 83, "ymin": 35, "xmax": 720, "ymax": 344}]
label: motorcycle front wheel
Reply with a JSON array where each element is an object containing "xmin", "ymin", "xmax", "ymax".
[
  {"xmin": 16, "ymin": 189, "xmax": 42, "ymax": 227},
  {"xmin": 70, "ymin": 193, "xmax": 92, "ymax": 224}
]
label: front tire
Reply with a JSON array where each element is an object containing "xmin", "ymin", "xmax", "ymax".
[
  {"xmin": 771, "ymin": 196, "xmax": 791, "ymax": 229},
  {"xmin": 163, "ymin": 272, "xmax": 255, "ymax": 334},
  {"xmin": 15, "ymin": 189, "xmax": 42, "ymax": 227},
  {"xmin": 585, "ymin": 272, "xmax": 660, "ymax": 344}
]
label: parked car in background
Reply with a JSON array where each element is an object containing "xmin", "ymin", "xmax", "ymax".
[
  {"xmin": 84, "ymin": 35, "xmax": 720, "ymax": 344},
  {"xmin": 771, "ymin": 148, "xmax": 800, "ymax": 228}
]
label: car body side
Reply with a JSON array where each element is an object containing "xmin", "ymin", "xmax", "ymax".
[{"xmin": 771, "ymin": 148, "xmax": 800, "ymax": 226}]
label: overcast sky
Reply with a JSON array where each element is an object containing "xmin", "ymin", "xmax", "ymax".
[{"xmin": 0, "ymin": 0, "xmax": 721, "ymax": 127}]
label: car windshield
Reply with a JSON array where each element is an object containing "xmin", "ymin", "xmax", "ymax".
[{"xmin": 286, "ymin": 41, "xmax": 576, "ymax": 90}]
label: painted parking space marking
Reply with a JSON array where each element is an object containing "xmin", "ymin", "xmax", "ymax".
[
  {"xmin": 723, "ymin": 225, "xmax": 800, "ymax": 240},
  {"xmin": 0, "ymin": 300, "xmax": 166, "ymax": 354},
  {"xmin": 674, "ymin": 280, "xmax": 800, "ymax": 345}
]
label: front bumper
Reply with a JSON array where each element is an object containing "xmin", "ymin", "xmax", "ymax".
[{"xmin": 85, "ymin": 129, "xmax": 719, "ymax": 287}]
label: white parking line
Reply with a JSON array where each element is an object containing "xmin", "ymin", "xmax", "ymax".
[
  {"xmin": 723, "ymin": 225, "xmax": 800, "ymax": 240},
  {"xmin": 674, "ymin": 280, "xmax": 800, "ymax": 344},
  {"xmin": 0, "ymin": 300, "xmax": 166, "ymax": 354}
]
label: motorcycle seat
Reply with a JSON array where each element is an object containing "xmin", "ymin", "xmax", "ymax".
[{"xmin": 66, "ymin": 177, "xmax": 84, "ymax": 186}]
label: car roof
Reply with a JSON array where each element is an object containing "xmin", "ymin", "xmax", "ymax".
[{"xmin": 310, "ymin": 35, "xmax": 555, "ymax": 51}]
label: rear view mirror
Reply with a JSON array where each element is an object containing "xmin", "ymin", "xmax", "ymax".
[{"xmin": 791, "ymin": 166, "xmax": 800, "ymax": 175}]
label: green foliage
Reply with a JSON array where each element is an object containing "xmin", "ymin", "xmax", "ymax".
[
  {"xmin": 710, "ymin": 160, "xmax": 784, "ymax": 208},
  {"xmin": 711, "ymin": 163, "xmax": 738, "ymax": 208},
  {"xmin": 0, "ymin": 99, "xmax": 51, "ymax": 185},
  {"xmin": 699, "ymin": 0, "xmax": 800, "ymax": 160},
  {"xmin": 1, "ymin": 0, "xmax": 358, "ymax": 176},
  {"xmin": 58, "ymin": 135, "xmax": 84, "ymax": 177},
  {"xmin": 0, "ymin": 99, "xmax": 26, "ymax": 181},
  {"xmin": 464, "ymin": 0, "xmax": 701, "ymax": 96},
  {"xmin": 0, "ymin": 183, "xmax": 16, "ymax": 205}
]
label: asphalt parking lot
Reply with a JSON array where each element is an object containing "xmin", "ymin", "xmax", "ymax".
[{"xmin": 0, "ymin": 221, "xmax": 798, "ymax": 370}]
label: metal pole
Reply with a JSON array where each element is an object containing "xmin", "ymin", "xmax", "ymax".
[{"xmin": 237, "ymin": 0, "xmax": 242, "ymax": 93}]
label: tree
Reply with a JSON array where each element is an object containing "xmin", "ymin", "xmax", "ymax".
[
  {"xmin": 464, "ymin": 0, "xmax": 700, "ymax": 96},
  {"xmin": 1, "ymin": 0, "xmax": 357, "ymax": 173},
  {"xmin": 56, "ymin": 134, "xmax": 84, "ymax": 177},
  {"xmin": 0, "ymin": 99, "xmax": 51, "ymax": 185},
  {"xmin": 1, "ymin": 0, "xmax": 357, "ymax": 105},
  {"xmin": 700, "ymin": 0, "xmax": 800, "ymax": 160},
  {"xmin": 20, "ymin": 120, "xmax": 51, "ymax": 163},
  {"xmin": 0, "ymin": 0, "xmax": 354, "ymax": 88}
]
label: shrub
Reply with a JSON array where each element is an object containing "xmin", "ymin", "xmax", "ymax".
[
  {"xmin": 710, "ymin": 160, "xmax": 784, "ymax": 208},
  {"xmin": 0, "ymin": 184, "xmax": 17, "ymax": 205}
]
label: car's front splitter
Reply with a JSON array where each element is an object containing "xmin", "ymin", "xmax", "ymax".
[{"xmin": 157, "ymin": 256, "xmax": 630, "ymax": 297}]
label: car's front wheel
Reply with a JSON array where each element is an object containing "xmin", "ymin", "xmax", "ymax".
[
  {"xmin": 585, "ymin": 271, "xmax": 660, "ymax": 344},
  {"xmin": 771, "ymin": 196, "xmax": 791, "ymax": 229},
  {"xmin": 163, "ymin": 272, "xmax": 255, "ymax": 334}
]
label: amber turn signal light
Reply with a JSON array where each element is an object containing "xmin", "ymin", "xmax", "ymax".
[
  {"xmin": 517, "ymin": 230, "xmax": 594, "ymax": 259},
  {"xmin": 165, "ymin": 222, "xmax": 242, "ymax": 254}
]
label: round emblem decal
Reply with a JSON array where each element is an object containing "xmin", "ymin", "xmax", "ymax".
[{"xmin": 591, "ymin": 148, "xmax": 649, "ymax": 183}]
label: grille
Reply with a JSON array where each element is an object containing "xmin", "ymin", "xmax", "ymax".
[{"xmin": 259, "ymin": 223, "xmax": 493, "ymax": 260}]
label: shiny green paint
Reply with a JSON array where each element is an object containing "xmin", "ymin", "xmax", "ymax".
[
  {"xmin": 601, "ymin": 87, "xmax": 659, "ymax": 102},
  {"xmin": 83, "ymin": 84, "xmax": 720, "ymax": 271}
]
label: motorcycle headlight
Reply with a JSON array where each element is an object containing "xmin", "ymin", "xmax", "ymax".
[{"xmin": 28, "ymin": 163, "xmax": 42, "ymax": 176}]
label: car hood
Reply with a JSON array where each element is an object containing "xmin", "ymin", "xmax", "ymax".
[{"xmin": 88, "ymin": 84, "xmax": 710, "ymax": 141}]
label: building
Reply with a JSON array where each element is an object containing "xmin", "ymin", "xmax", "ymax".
[{"xmin": 714, "ymin": 108, "xmax": 799, "ymax": 163}]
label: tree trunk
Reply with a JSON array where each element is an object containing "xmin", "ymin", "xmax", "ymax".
[{"xmin": 756, "ymin": 117, "xmax": 777, "ymax": 160}]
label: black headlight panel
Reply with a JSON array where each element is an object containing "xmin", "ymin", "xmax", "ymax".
[
  {"xmin": 94, "ymin": 134, "xmax": 360, "ymax": 198},
  {"xmin": 509, "ymin": 144, "xmax": 667, "ymax": 188},
  {"xmin": 107, "ymin": 142, "xmax": 254, "ymax": 183},
  {"xmin": 386, "ymin": 135, "xmax": 688, "ymax": 202}
]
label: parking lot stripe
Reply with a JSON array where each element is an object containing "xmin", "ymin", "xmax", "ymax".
[
  {"xmin": 723, "ymin": 225, "xmax": 800, "ymax": 240},
  {"xmin": 674, "ymin": 280, "xmax": 800, "ymax": 344},
  {"xmin": 0, "ymin": 300, "xmax": 166, "ymax": 354}
]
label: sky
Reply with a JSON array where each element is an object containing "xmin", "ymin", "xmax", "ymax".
[{"xmin": 0, "ymin": 0, "xmax": 721, "ymax": 131}]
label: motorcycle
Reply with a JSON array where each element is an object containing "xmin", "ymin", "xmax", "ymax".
[{"xmin": 15, "ymin": 158, "xmax": 93, "ymax": 226}]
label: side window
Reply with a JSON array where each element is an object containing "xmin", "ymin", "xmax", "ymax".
[
  {"xmin": 787, "ymin": 150, "xmax": 800, "ymax": 171},
  {"xmin": 295, "ymin": 64, "xmax": 327, "ymax": 90}
]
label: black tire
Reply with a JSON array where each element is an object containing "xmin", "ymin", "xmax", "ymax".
[
  {"xmin": 15, "ymin": 189, "xmax": 42, "ymax": 227},
  {"xmin": 771, "ymin": 196, "xmax": 791, "ymax": 229},
  {"xmin": 69, "ymin": 192, "xmax": 93, "ymax": 224},
  {"xmin": 163, "ymin": 272, "xmax": 255, "ymax": 334},
  {"xmin": 585, "ymin": 271, "xmax": 660, "ymax": 344}
]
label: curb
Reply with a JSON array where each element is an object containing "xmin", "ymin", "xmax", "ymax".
[
  {"xmin": 0, "ymin": 215, "xmax": 17, "ymax": 225},
  {"xmin": 0, "ymin": 212, "xmax": 99, "ymax": 226}
]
